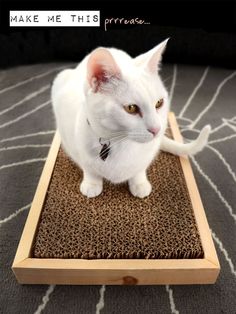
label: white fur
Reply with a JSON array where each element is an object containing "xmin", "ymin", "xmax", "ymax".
[{"xmin": 51, "ymin": 40, "xmax": 211, "ymax": 198}]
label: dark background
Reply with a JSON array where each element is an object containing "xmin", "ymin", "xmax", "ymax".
[{"xmin": 0, "ymin": 0, "xmax": 236, "ymax": 69}]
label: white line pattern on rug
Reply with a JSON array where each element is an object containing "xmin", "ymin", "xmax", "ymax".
[
  {"xmin": 190, "ymin": 156, "xmax": 236, "ymax": 223},
  {"xmin": 178, "ymin": 112, "xmax": 236, "ymax": 283},
  {"xmin": 210, "ymin": 119, "xmax": 227, "ymax": 134},
  {"xmin": 180, "ymin": 127, "xmax": 200, "ymax": 134},
  {"xmin": 0, "ymin": 85, "xmax": 50, "ymax": 116},
  {"xmin": 211, "ymin": 117, "xmax": 236, "ymax": 134},
  {"xmin": 190, "ymin": 71, "xmax": 236, "ymax": 128},
  {"xmin": 0, "ymin": 100, "xmax": 50, "ymax": 129},
  {"xmin": 0, "ymin": 158, "xmax": 46, "ymax": 171},
  {"xmin": 34, "ymin": 285, "xmax": 56, "ymax": 314},
  {"xmin": 226, "ymin": 124, "xmax": 236, "ymax": 132},
  {"xmin": 209, "ymin": 134, "xmax": 236, "ymax": 144},
  {"xmin": 166, "ymin": 67, "xmax": 233, "ymax": 314},
  {"xmin": 0, "ymin": 65, "xmax": 67, "ymax": 95},
  {"xmin": 211, "ymin": 229, "xmax": 236, "ymax": 278},
  {"xmin": 166, "ymin": 285, "xmax": 179, "ymax": 314},
  {"xmin": 177, "ymin": 116, "xmax": 193, "ymax": 123},
  {"xmin": 207, "ymin": 145, "xmax": 236, "ymax": 183},
  {"xmin": 211, "ymin": 125, "xmax": 225, "ymax": 135},
  {"xmin": 0, "ymin": 144, "xmax": 50, "ymax": 152},
  {"xmin": 96, "ymin": 285, "xmax": 106, "ymax": 314},
  {"xmin": 178, "ymin": 66, "xmax": 209, "ymax": 118},
  {"xmin": 169, "ymin": 64, "xmax": 177, "ymax": 105},
  {"xmin": 0, "ymin": 203, "xmax": 31, "ymax": 226},
  {"xmin": 0, "ymin": 130, "xmax": 55, "ymax": 144}
]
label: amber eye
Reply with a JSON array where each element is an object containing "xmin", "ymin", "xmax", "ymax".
[
  {"xmin": 124, "ymin": 104, "xmax": 139, "ymax": 114},
  {"xmin": 155, "ymin": 98, "xmax": 164, "ymax": 109}
]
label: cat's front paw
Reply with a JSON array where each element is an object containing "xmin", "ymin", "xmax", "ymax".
[
  {"xmin": 129, "ymin": 180, "xmax": 152, "ymax": 198},
  {"xmin": 80, "ymin": 180, "xmax": 103, "ymax": 198}
]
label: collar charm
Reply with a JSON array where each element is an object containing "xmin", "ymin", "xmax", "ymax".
[
  {"xmin": 99, "ymin": 138, "xmax": 110, "ymax": 161},
  {"xmin": 87, "ymin": 119, "xmax": 110, "ymax": 161}
]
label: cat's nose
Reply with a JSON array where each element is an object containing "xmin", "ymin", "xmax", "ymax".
[{"xmin": 147, "ymin": 127, "xmax": 159, "ymax": 136}]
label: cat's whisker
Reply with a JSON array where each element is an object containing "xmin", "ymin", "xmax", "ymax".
[
  {"xmin": 130, "ymin": 132, "xmax": 150, "ymax": 137},
  {"xmin": 92, "ymin": 136, "xmax": 127, "ymax": 158},
  {"xmin": 103, "ymin": 132, "xmax": 127, "ymax": 138},
  {"xmin": 93, "ymin": 135, "xmax": 128, "ymax": 162},
  {"xmin": 93, "ymin": 132, "xmax": 127, "ymax": 144},
  {"xmin": 91, "ymin": 134, "xmax": 126, "ymax": 151},
  {"xmin": 109, "ymin": 139, "xmax": 129, "ymax": 174},
  {"xmin": 101, "ymin": 135, "xmax": 128, "ymax": 154},
  {"xmin": 88, "ymin": 126, "xmax": 127, "ymax": 138}
]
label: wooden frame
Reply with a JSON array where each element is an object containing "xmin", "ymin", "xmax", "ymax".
[{"xmin": 12, "ymin": 112, "xmax": 220, "ymax": 285}]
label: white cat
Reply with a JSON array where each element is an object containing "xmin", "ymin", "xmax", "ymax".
[{"xmin": 51, "ymin": 39, "xmax": 211, "ymax": 198}]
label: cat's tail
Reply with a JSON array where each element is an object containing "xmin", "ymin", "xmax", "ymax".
[{"xmin": 160, "ymin": 125, "xmax": 211, "ymax": 156}]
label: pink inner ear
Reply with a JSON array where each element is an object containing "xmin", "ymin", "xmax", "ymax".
[
  {"xmin": 87, "ymin": 48, "xmax": 120, "ymax": 92},
  {"xmin": 91, "ymin": 63, "xmax": 110, "ymax": 90}
]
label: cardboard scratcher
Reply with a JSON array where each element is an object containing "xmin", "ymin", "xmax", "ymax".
[{"xmin": 12, "ymin": 113, "xmax": 220, "ymax": 285}]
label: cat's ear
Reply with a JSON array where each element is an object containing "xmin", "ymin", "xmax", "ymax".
[
  {"xmin": 134, "ymin": 38, "xmax": 169, "ymax": 73},
  {"xmin": 87, "ymin": 48, "xmax": 121, "ymax": 93}
]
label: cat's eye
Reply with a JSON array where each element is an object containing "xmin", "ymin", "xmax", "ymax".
[
  {"xmin": 124, "ymin": 104, "xmax": 139, "ymax": 114},
  {"xmin": 155, "ymin": 98, "xmax": 164, "ymax": 109}
]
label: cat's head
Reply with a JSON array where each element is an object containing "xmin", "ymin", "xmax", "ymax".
[{"xmin": 84, "ymin": 39, "xmax": 169, "ymax": 143}]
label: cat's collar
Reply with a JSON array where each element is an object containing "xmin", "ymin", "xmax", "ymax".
[{"xmin": 87, "ymin": 119, "xmax": 111, "ymax": 161}]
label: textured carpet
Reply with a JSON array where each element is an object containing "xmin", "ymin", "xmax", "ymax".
[{"xmin": 0, "ymin": 63, "xmax": 235, "ymax": 314}]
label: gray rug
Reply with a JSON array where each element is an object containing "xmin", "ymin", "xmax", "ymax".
[{"xmin": 0, "ymin": 62, "xmax": 235, "ymax": 314}]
